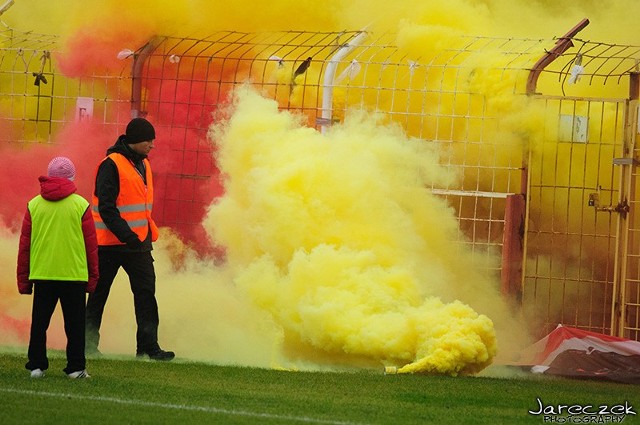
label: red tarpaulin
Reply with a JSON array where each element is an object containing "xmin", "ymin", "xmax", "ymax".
[{"xmin": 516, "ymin": 324, "xmax": 640, "ymax": 384}]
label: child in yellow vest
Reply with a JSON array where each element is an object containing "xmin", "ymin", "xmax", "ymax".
[{"xmin": 17, "ymin": 156, "xmax": 99, "ymax": 378}]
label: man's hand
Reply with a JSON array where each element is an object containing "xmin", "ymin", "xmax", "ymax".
[{"xmin": 125, "ymin": 235, "xmax": 143, "ymax": 250}]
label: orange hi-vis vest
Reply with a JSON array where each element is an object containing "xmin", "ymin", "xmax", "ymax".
[{"xmin": 92, "ymin": 153, "xmax": 159, "ymax": 246}]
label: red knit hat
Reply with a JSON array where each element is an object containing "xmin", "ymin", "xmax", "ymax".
[{"xmin": 47, "ymin": 156, "xmax": 76, "ymax": 181}]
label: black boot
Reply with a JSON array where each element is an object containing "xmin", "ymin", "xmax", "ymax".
[{"xmin": 136, "ymin": 348, "xmax": 175, "ymax": 361}]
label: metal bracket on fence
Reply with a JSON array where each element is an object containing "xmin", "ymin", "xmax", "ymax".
[
  {"xmin": 612, "ymin": 157, "xmax": 639, "ymax": 166},
  {"xmin": 588, "ymin": 187, "xmax": 630, "ymax": 218},
  {"xmin": 586, "ymin": 158, "xmax": 638, "ymax": 218}
]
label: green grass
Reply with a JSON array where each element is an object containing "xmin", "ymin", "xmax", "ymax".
[{"xmin": 0, "ymin": 350, "xmax": 637, "ymax": 424}]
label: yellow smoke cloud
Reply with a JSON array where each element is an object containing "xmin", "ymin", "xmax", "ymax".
[
  {"xmin": 6, "ymin": 0, "xmax": 640, "ymax": 43},
  {"xmin": 205, "ymin": 86, "xmax": 499, "ymax": 374}
]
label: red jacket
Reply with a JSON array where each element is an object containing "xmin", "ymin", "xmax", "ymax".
[{"xmin": 17, "ymin": 176, "xmax": 99, "ymax": 294}]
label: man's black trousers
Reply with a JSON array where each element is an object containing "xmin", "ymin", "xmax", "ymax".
[{"xmin": 85, "ymin": 250, "xmax": 160, "ymax": 354}]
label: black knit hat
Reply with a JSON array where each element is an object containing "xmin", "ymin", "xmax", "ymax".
[{"xmin": 125, "ymin": 118, "xmax": 156, "ymax": 144}]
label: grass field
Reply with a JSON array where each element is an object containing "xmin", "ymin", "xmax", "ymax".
[{"xmin": 0, "ymin": 349, "xmax": 637, "ymax": 424}]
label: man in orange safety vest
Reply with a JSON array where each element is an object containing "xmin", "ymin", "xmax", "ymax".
[{"xmin": 86, "ymin": 117, "xmax": 175, "ymax": 361}]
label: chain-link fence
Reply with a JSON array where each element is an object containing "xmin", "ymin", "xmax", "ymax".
[{"xmin": 2, "ymin": 19, "xmax": 639, "ymax": 340}]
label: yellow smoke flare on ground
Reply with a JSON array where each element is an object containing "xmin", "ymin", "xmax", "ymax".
[{"xmin": 205, "ymin": 86, "xmax": 499, "ymax": 375}]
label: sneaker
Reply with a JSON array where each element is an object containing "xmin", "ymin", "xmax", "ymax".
[
  {"xmin": 30, "ymin": 368, "xmax": 45, "ymax": 379},
  {"xmin": 136, "ymin": 348, "xmax": 175, "ymax": 361},
  {"xmin": 67, "ymin": 370, "xmax": 91, "ymax": 379}
]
